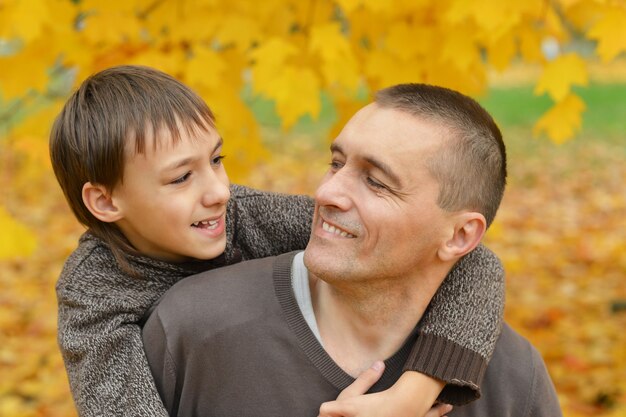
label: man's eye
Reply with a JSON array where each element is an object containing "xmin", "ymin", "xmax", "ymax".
[
  {"xmin": 366, "ymin": 177, "xmax": 386, "ymax": 189},
  {"xmin": 171, "ymin": 172, "xmax": 191, "ymax": 184},
  {"xmin": 212, "ymin": 155, "xmax": 226, "ymax": 166}
]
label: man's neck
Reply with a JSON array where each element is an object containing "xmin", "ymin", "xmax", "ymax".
[{"xmin": 309, "ymin": 265, "xmax": 450, "ymax": 377}]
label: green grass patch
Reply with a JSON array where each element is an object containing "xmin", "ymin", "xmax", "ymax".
[{"xmin": 479, "ymin": 83, "xmax": 626, "ymax": 139}]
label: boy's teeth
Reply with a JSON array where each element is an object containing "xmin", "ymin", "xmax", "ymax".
[{"xmin": 192, "ymin": 219, "xmax": 219, "ymax": 229}]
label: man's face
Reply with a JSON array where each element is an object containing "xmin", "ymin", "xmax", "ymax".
[
  {"xmin": 111, "ymin": 124, "xmax": 230, "ymax": 262},
  {"xmin": 304, "ymin": 103, "xmax": 454, "ymax": 283}
]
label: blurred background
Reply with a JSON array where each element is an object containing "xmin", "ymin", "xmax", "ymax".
[{"xmin": 0, "ymin": 1, "xmax": 624, "ymax": 416}]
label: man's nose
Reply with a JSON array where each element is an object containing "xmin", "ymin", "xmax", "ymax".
[{"xmin": 314, "ymin": 169, "xmax": 353, "ymax": 211}]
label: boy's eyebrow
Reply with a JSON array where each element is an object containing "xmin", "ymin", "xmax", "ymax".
[
  {"xmin": 163, "ymin": 137, "xmax": 224, "ymax": 171},
  {"xmin": 330, "ymin": 142, "xmax": 402, "ymax": 187}
]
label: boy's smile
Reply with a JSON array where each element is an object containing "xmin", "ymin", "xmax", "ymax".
[{"xmin": 110, "ymin": 123, "xmax": 230, "ymax": 262}]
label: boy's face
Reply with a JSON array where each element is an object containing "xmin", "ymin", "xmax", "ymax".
[{"xmin": 111, "ymin": 124, "xmax": 230, "ymax": 262}]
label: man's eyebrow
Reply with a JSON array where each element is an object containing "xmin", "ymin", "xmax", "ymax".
[
  {"xmin": 163, "ymin": 137, "xmax": 223, "ymax": 171},
  {"xmin": 330, "ymin": 142, "xmax": 402, "ymax": 187},
  {"xmin": 364, "ymin": 155, "xmax": 402, "ymax": 187}
]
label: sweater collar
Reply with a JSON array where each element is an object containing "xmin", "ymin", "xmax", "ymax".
[{"xmin": 272, "ymin": 251, "xmax": 417, "ymax": 392}]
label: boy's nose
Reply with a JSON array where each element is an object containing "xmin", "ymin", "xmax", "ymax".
[{"xmin": 201, "ymin": 176, "xmax": 230, "ymax": 207}]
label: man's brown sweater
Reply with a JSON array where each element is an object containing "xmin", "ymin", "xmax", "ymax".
[{"xmin": 142, "ymin": 252, "xmax": 560, "ymax": 417}]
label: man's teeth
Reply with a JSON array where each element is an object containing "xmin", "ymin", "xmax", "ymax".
[
  {"xmin": 192, "ymin": 220, "xmax": 219, "ymax": 229},
  {"xmin": 322, "ymin": 221, "xmax": 354, "ymax": 238}
]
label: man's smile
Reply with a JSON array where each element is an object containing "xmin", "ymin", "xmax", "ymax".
[{"xmin": 321, "ymin": 220, "xmax": 356, "ymax": 238}]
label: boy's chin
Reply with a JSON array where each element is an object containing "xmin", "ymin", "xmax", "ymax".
[{"xmin": 192, "ymin": 241, "xmax": 227, "ymax": 261}]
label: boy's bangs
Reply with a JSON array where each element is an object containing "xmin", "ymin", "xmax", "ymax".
[{"xmin": 130, "ymin": 102, "xmax": 216, "ymax": 155}]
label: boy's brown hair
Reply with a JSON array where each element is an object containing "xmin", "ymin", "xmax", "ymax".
[{"xmin": 50, "ymin": 65, "xmax": 215, "ymax": 270}]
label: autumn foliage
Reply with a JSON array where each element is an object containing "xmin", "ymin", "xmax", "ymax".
[{"xmin": 1, "ymin": 1, "xmax": 625, "ymax": 416}]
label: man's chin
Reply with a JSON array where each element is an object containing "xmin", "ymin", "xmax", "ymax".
[{"xmin": 304, "ymin": 244, "xmax": 349, "ymax": 281}]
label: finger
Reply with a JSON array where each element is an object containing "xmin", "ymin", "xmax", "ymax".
[
  {"xmin": 425, "ymin": 404, "xmax": 453, "ymax": 417},
  {"xmin": 318, "ymin": 399, "xmax": 357, "ymax": 417},
  {"xmin": 336, "ymin": 361, "xmax": 385, "ymax": 400}
]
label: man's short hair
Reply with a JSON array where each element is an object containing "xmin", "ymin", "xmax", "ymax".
[
  {"xmin": 375, "ymin": 84, "xmax": 507, "ymax": 227},
  {"xmin": 49, "ymin": 65, "xmax": 215, "ymax": 267}
]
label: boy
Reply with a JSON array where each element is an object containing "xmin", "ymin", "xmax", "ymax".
[{"xmin": 50, "ymin": 66, "xmax": 505, "ymax": 416}]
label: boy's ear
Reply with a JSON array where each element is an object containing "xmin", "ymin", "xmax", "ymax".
[
  {"xmin": 438, "ymin": 212, "xmax": 486, "ymax": 262},
  {"xmin": 82, "ymin": 182, "xmax": 123, "ymax": 223}
]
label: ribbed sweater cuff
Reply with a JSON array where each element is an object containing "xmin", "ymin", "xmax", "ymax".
[{"xmin": 402, "ymin": 332, "xmax": 486, "ymax": 406}]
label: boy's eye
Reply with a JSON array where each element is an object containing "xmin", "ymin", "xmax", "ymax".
[
  {"xmin": 329, "ymin": 160, "xmax": 344, "ymax": 171},
  {"xmin": 171, "ymin": 172, "xmax": 191, "ymax": 184},
  {"xmin": 211, "ymin": 155, "xmax": 226, "ymax": 166}
]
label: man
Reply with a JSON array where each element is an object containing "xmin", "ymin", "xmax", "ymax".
[{"xmin": 142, "ymin": 84, "xmax": 562, "ymax": 416}]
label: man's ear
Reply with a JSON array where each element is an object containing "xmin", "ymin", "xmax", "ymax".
[
  {"xmin": 82, "ymin": 182, "xmax": 123, "ymax": 223},
  {"xmin": 438, "ymin": 212, "xmax": 486, "ymax": 262}
]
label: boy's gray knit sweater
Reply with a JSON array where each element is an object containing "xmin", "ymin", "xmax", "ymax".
[{"xmin": 56, "ymin": 185, "xmax": 504, "ymax": 416}]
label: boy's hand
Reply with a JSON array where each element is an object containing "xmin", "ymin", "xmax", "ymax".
[{"xmin": 318, "ymin": 363, "xmax": 451, "ymax": 417}]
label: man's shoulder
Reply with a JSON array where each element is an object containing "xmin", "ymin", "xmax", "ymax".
[
  {"xmin": 494, "ymin": 324, "xmax": 535, "ymax": 358},
  {"xmin": 459, "ymin": 323, "xmax": 562, "ymax": 417},
  {"xmin": 154, "ymin": 255, "xmax": 285, "ymax": 315},
  {"xmin": 148, "ymin": 254, "xmax": 294, "ymax": 344},
  {"xmin": 487, "ymin": 323, "xmax": 547, "ymax": 387}
]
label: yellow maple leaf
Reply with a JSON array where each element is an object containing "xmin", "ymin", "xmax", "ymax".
[
  {"xmin": 344, "ymin": 5, "xmax": 386, "ymax": 48},
  {"xmin": 534, "ymin": 53, "xmax": 588, "ymax": 101},
  {"xmin": 385, "ymin": 22, "xmax": 429, "ymax": 62},
  {"xmin": 364, "ymin": 49, "xmax": 409, "ymax": 89},
  {"xmin": 128, "ymin": 47, "xmax": 186, "ymax": 77},
  {"xmin": 533, "ymin": 93, "xmax": 586, "ymax": 143},
  {"xmin": 202, "ymin": 86, "xmax": 267, "ymax": 182},
  {"xmin": 252, "ymin": 37, "xmax": 299, "ymax": 70},
  {"xmin": 309, "ymin": 23, "xmax": 360, "ymax": 91},
  {"xmin": 280, "ymin": 67, "xmax": 321, "ymax": 129},
  {"xmin": 215, "ymin": 14, "xmax": 261, "ymax": 51},
  {"xmin": 185, "ymin": 47, "xmax": 226, "ymax": 91},
  {"xmin": 336, "ymin": 0, "xmax": 392, "ymax": 15},
  {"xmin": 0, "ymin": 206, "xmax": 37, "ymax": 260},
  {"xmin": 440, "ymin": 24, "xmax": 481, "ymax": 72},
  {"xmin": 518, "ymin": 25, "xmax": 544, "ymax": 63},
  {"xmin": 149, "ymin": 0, "xmax": 220, "ymax": 44},
  {"xmin": 445, "ymin": 0, "xmax": 531, "ymax": 40},
  {"xmin": 487, "ymin": 31, "xmax": 517, "ymax": 71},
  {"xmin": 335, "ymin": 0, "xmax": 363, "ymax": 14},
  {"xmin": 0, "ymin": 0, "xmax": 51, "ymax": 42},
  {"xmin": 81, "ymin": 8, "xmax": 142, "ymax": 44},
  {"xmin": 309, "ymin": 23, "xmax": 348, "ymax": 62},
  {"xmin": 251, "ymin": 37, "xmax": 299, "ymax": 98},
  {"xmin": 0, "ymin": 40, "xmax": 52, "ymax": 100},
  {"xmin": 426, "ymin": 58, "xmax": 487, "ymax": 97},
  {"xmin": 263, "ymin": 65, "xmax": 321, "ymax": 130},
  {"xmin": 561, "ymin": 0, "xmax": 604, "ymax": 31},
  {"xmin": 544, "ymin": 4, "xmax": 569, "ymax": 41},
  {"xmin": 587, "ymin": 6, "xmax": 626, "ymax": 63}
]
